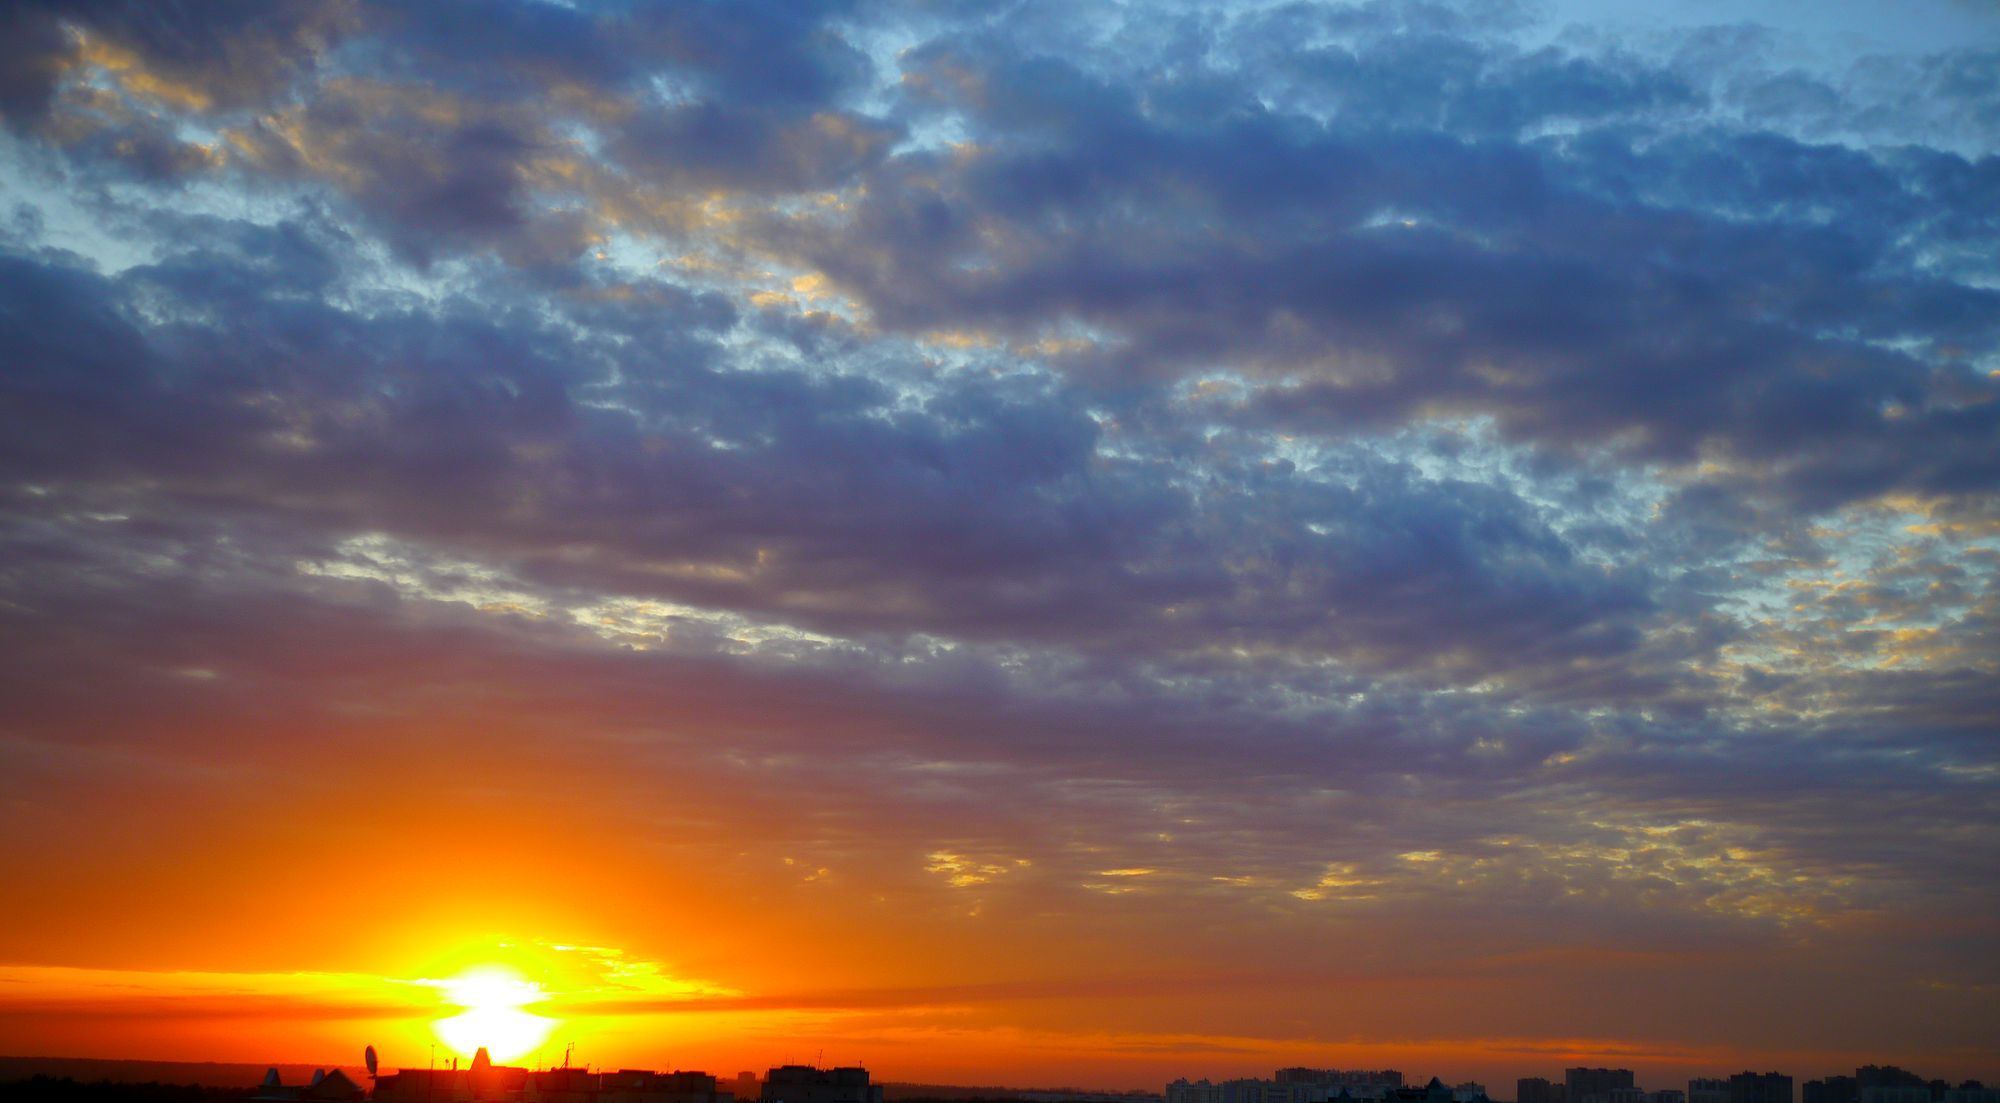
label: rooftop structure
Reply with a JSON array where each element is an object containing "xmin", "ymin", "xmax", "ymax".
[
  {"xmin": 251, "ymin": 1068, "xmax": 366, "ymax": 1103},
  {"xmin": 373, "ymin": 1049, "xmax": 735, "ymax": 1103},
  {"xmin": 759, "ymin": 1065, "xmax": 883, "ymax": 1103}
]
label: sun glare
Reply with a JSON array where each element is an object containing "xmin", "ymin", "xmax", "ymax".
[{"xmin": 433, "ymin": 964, "xmax": 557, "ymax": 1063}]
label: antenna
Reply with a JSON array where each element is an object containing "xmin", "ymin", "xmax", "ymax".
[{"xmin": 365, "ymin": 1046, "xmax": 379, "ymax": 1080}]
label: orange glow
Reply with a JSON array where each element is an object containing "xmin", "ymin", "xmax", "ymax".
[{"xmin": 431, "ymin": 964, "xmax": 556, "ymax": 1062}]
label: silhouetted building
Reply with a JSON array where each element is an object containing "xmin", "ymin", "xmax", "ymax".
[
  {"xmin": 1222, "ymin": 1079, "xmax": 1302, "ymax": 1103},
  {"xmin": 1386, "ymin": 1078, "xmax": 1464, "ymax": 1103},
  {"xmin": 1172, "ymin": 1074, "xmax": 1407, "ymax": 1103},
  {"xmin": 1650, "ymin": 1090, "xmax": 1686, "ymax": 1103},
  {"xmin": 1806, "ymin": 1078, "xmax": 1858, "ymax": 1103},
  {"xmin": 1854, "ymin": 1072, "xmax": 1927, "ymax": 1103},
  {"xmin": 1276, "ymin": 1072, "xmax": 1405, "ymax": 1097},
  {"xmin": 1568, "ymin": 1070, "xmax": 1636, "ymax": 1103},
  {"xmin": 1728, "ymin": 1073, "xmax": 1792, "ymax": 1103},
  {"xmin": 1856, "ymin": 1072, "xmax": 1925, "ymax": 1095},
  {"xmin": 1167, "ymin": 1075, "xmax": 1457, "ymax": 1103},
  {"xmin": 1167, "ymin": 1081, "xmax": 1226, "ymax": 1103},
  {"xmin": 1861, "ymin": 1088, "xmax": 1930, "ymax": 1103},
  {"xmin": 251, "ymin": 1068, "xmax": 364, "ymax": 1103},
  {"xmin": 760, "ymin": 1066, "xmax": 882, "ymax": 1103},
  {"xmin": 1944, "ymin": 1085, "xmax": 1997, "ymax": 1103},
  {"xmin": 1521, "ymin": 1080, "xmax": 1561, "ymax": 1103},
  {"xmin": 376, "ymin": 1049, "xmax": 531, "ymax": 1103},
  {"xmin": 533, "ymin": 1067, "xmax": 604, "ymax": 1103},
  {"xmin": 1692, "ymin": 1081, "xmax": 1729, "ymax": 1103},
  {"xmin": 600, "ymin": 1069, "xmax": 732, "ymax": 1103},
  {"xmin": 375, "ymin": 1051, "xmax": 731, "ymax": 1103}
]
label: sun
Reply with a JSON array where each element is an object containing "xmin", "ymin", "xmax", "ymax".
[{"xmin": 432, "ymin": 964, "xmax": 557, "ymax": 1063}]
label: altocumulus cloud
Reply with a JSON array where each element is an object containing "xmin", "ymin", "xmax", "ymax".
[{"xmin": 0, "ymin": 0, "xmax": 1996, "ymax": 1078}]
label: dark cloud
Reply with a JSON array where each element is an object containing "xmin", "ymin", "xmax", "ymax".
[
  {"xmin": 626, "ymin": 0, "xmax": 873, "ymax": 108},
  {"xmin": 609, "ymin": 101, "xmax": 901, "ymax": 195},
  {"xmin": 756, "ymin": 39, "xmax": 2000, "ymax": 525},
  {"xmin": 0, "ymin": 6, "xmax": 77, "ymax": 129},
  {"xmin": 0, "ymin": 0, "xmax": 1996, "ymax": 1069},
  {"xmin": 224, "ymin": 80, "xmax": 583, "ymax": 267},
  {"xmin": 2, "ymin": 221, "xmax": 1689, "ymax": 701},
  {"xmin": 3, "ymin": 0, "xmax": 352, "ymax": 123}
]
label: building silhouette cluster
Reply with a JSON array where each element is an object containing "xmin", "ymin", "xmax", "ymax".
[
  {"xmin": 1168, "ymin": 1068, "xmax": 1489, "ymax": 1103},
  {"xmin": 305, "ymin": 1050, "xmax": 881, "ymax": 1103},
  {"xmin": 193, "ymin": 1053, "xmax": 2000, "ymax": 1103},
  {"xmin": 1168, "ymin": 1064, "xmax": 1995, "ymax": 1103},
  {"xmin": 1507, "ymin": 1067, "xmax": 1997, "ymax": 1103},
  {"xmin": 759, "ymin": 1065, "xmax": 885, "ymax": 1103},
  {"xmin": 1802, "ymin": 1068, "xmax": 1998, "ymax": 1103}
]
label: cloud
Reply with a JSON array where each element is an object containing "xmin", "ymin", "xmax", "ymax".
[{"xmin": 0, "ymin": 0, "xmax": 1996, "ymax": 1079}]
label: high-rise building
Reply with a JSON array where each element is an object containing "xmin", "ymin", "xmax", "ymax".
[
  {"xmin": 1856, "ymin": 1072, "xmax": 1925, "ymax": 1094},
  {"xmin": 1521, "ymin": 1079, "xmax": 1559, "ymax": 1103},
  {"xmin": 1853, "ymin": 1071, "xmax": 1926, "ymax": 1103},
  {"xmin": 600, "ymin": 1069, "xmax": 733, "ymax": 1103},
  {"xmin": 1726, "ymin": 1073, "xmax": 1791, "ymax": 1103},
  {"xmin": 1167, "ymin": 1081, "xmax": 1225, "ymax": 1103},
  {"xmin": 1859, "ymin": 1088, "xmax": 1929, "ymax": 1103},
  {"xmin": 760, "ymin": 1066, "xmax": 883, "ymax": 1103},
  {"xmin": 1692, "ymin": 1080, "xmax": 1729, "ymax": 1103},
  {"xmin": 1274, "ymin": 1070, "xmax": 1405, "ymax": 1099},
  {"xmin": 1568, "ymin": 1069, "xmax": 1636, "ymax": 1103},
  {"xmin": 1807, "ymin": 1078, "xmax": 1858, "ymax": 1103}
]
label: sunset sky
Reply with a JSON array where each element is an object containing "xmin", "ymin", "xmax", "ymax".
[{"xmin": 1, "ymin": 0, "xmax": 1997, "ymax": 1092}]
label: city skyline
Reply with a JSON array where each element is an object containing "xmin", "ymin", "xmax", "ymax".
[
  {"xmin": 1, "ymin": 0, "xmax": 1996, "ymax": 1092},
  {"xmin": 14, "ymin": 1056, "xmax": 1995, "ymax": 1103}
]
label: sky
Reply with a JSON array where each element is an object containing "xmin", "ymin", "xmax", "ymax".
[{"xmin": 0, "ymin": 0, "xmax": 1996, "ymax": 1092}]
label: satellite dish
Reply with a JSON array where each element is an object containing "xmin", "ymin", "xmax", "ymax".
[{"xmin": 365, "ymin": 1046, "xmax": 379, "ymax": 1078}]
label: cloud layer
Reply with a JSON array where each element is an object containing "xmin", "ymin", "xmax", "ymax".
[{"xmin": 1, "ymin": 0, "xmax": 1996, "ymax": 1088}]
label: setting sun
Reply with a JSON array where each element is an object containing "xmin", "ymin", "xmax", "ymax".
[
  {"xmin": 432, "ymin": 965, "xmax": 557, "ymax": 1063},
  {"xmin": 2, "ymin": 0, "xmax": 1998, "ymax": 1095}
]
